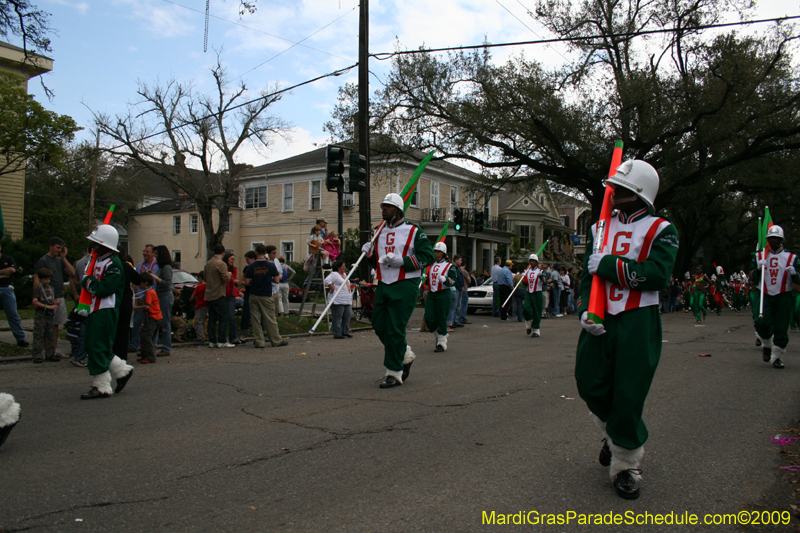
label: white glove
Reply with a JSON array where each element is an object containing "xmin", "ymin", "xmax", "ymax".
[
  {"xmin": 757, "ymin": 258, "xmax": 767, "ymax": 268},
  {"xmin": 386, "ymin": 253, "xmax": 404, "ymax": 268},
  {"xmin": 581, "ymin": 311, "xmax": 606, "ymax": 336},
  {"xmin": 788, "ymin": 266, "xmax": 797, "ymax": 276},
  {"xmin": 361, "ymin": 242, "xmax": 374, "ymax": 255},
  {"xmin": 437, "ymin": 275, "xmax": 447, "ymax": 284},
  {"xmin": 588, "ymin": 253, "xmax": 608, "ymax": 275}
]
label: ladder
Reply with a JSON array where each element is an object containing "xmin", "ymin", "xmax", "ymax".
[{"xmin": 295, "ymin": 254, "xmax": 332, "ymax": 327}]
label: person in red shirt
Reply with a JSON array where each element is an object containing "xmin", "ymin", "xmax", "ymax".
[
  {"xmin": 133, "ymin": 273, "xmax": 163, "ymax": 364},
  {"xmin": 191, "ymin": 272, "xmax": 208, "ymax": 341}
]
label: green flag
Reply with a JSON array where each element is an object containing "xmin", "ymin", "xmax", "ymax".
[
  {"xmin": 400, "ymin": 151, "xmax": 435, "ymax": 211},
  {"xmin": 436, "ymin": 221, "xmax": 449, "ymax": 243},
  {"xmin": 761, "ymin": 208, "xmax": 773, "ymax": 250}
]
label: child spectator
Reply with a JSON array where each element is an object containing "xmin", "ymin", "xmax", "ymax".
[
  {"xmin": 191, "ymin": 272, "xmax": 208, "ymax": 341},
  {"xmin": 134, "ymin": 272, "xmax": 162, "ymax": 364},
  {"xmin": 321, "ymin": 231, "xmax": 342, "ymax": 262},
  {"xmin": 32, "ymin": 268, "xmax": 59, "ymax": 363},
  {"xmin": 307, "ymin": 225, "xmax": 330, "ymax": 266}
]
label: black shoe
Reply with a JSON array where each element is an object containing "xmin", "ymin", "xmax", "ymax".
[
  {"xmin": 599, "ymin": 440, "xmax": 612, "ymax": 467},
  {"xmin": 531, "ymin": 332, "xmax": 540, "ymax": 338},
  {"xmin": 115, "ymin": 369, "xmax": 133, "ymax": 394},
  {"xmin": 333, "ymin": 336, "xmax": 345, "ymax": 339},
  {"xmin": 379, "ymin": 376, "xmax": 401, "ymax": 388},
  {"xmin": 756, "ymin": 337, "xmax": 762, "ymax": 347},
  {"xmin": 80, "ymin": 387, "xmax": 111, "ymax": 400},
  {"xmin": 434, "ymin": 345, "xmax": 444, "ymax": 353},
  {"xmin": 343, "ymin": 334, "xmax": 353, "ymax": 338},
  {"xmin": 402, "ymin": 361, "xmax": 412, "ymax": 382},
  {"xmin": 453, "ymin": 323, "xmax": 464, "ymax": 328},
  {"xmin": 762, "ymin": 347, "xmax": 771, "ymax": 362},
  {"xmin": 16, "ymin": 340, "xmax": 29, "ymax": 348},
  {"xmin": 773, "ymin": 358, "xmax": 785, "ymax": 369},
  {"xmin": 526, "ymin": 329, "xmax": 532, "ymax": 335},
  {"xmin": 0, "ymin": 421, "xmax": 18, "ymax": 448},
  {"xmin": 613, "ymin": 469, "xmax": 641, "ymax": 499}
]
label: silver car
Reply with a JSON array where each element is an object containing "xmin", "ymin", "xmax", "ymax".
[{"xmin": 467, "ymin": 278, "xmax": 494, "ymax": 314}]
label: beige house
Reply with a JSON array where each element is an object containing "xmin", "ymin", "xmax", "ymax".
[
  {"xmin": 127, "ymin": 147, "xmax": 513, "ymax": 273},
  {"xmin": 497, "ymin": 184, "xmax": 577, "ymax": 266},
  {"xmin": 0, "ymin": 40, "xmax": 53, "ymax": 240}
]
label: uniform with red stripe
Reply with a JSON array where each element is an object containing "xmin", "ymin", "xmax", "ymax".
[
  {"xmin": 587, "ymin": 207, "xmax": 675, "ymax": 315},
  {"xmin": 750, "ymin": 226, "xmax": 799, "ymax": 368},
  {"xmin": 574, "ymin": 159, "xmax": 679, "ymax": 501}
]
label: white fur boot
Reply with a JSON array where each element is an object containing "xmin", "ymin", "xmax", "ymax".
[
  {"xmin": 108, "ymin": 356, "xmax": 133, "ymax": 380},
  {"xmin": 437, "ymin": 333, "xmax": 448, "ymax": 352},
  {"xmin": 0, "ymin": 393, "xmax": 21, "ymax": 428},
  {"xmin": 384, "ymin": 368, "xmax": 403, "ymax": 384},
  {"xmin": 608, "ymin": 439, "xmax": 644, "ymax": 481},
  {"xmin": 402, "ymin": 345, "xmax": 415, "ymax": 382},
  {"xmin": 93, "ymin": 371, "xmax": 113, "ymax": 395},
  {"xmin": 771, "ymin": 344, "xmax": 786, "ymax": 368},
  {"xmin": 525, "ymin": 320, "xmax": 532, "ymax": 333},
  {"xmin": 0, "ymin": 393, "xmax": 20, "ymax": 448},
  {"xmin": 531, "ymin": 328, "xmax": 541, "ymax": 337}
]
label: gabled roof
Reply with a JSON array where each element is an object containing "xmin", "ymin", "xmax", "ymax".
[{"xmin": 130, "ymin": 197, "xmax": 239, "ymax": 215}]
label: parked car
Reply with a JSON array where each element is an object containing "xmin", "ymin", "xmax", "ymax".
[
  {"xmin": 288, "ymin": 281, "xmax": 307, "ymax": 303},
  {"xmin": 172, "ymin": 269, "xmax": 199, "ymax": 291},
  {"xmin": 467, "ymin": 278, "xmax": 494, "ymax": 314}
]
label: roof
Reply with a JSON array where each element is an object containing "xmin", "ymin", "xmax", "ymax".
[
  {"xmin": 551, "ymin": 191, "xmax": 590, "ymax": 208},
  {"xmin": 239, "ymin": 144, "xmax": 485, "ymax": 182},
  {"xmin": 130, "ymin": 197, "xmax": 239, "ymax": 215}
]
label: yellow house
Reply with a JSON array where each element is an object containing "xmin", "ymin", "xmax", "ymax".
[
  {"xmin": 127, "ymin": 147, "xmax": 513, "ymax": 273},
  {"xmin": 0, "ymin": 40, "xmax": 53, "ymax": 240}
]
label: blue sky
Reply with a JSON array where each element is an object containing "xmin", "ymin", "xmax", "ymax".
[{"xmin": 24, "ymin": 0, "xmax": 799, "ymax": 167}]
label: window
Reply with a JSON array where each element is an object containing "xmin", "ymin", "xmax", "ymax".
[
  {"xmin": 173, "ymin": 215, "xmax": 181, "ymax": 235},
  {"xmin": 172, "ymin": 250, "xmax": 181, "ymax": 269},
  {"xmin": 244, "ymin": 186, "xmax": 267, "ymax": 209},
  {"xmin": 220, "ymin": 213, "xmax": 232, "ymax": 233},
  {"xmin": 250, "ymin": 241, "xmax": 264, "ymax": 251},
  {"xmin": 561, "ymin": 215, "xmax": 570, "ymax": 228},
  {"xmin": 468, "ymin": 192, "xmax": 476, "ymax": 210},
  {"xmin": 190, "ymin": 213, "xmax": 198, "ymax": 234},
  {"xmin": 309, "ymin": 180, "xmax": 321, "ymax": 210},
  {"xmin": 281, "ymin": 241, "xmax": 294, "ymax": 262},
  {"xmin": 408, "ymin": 188, "xmax": 418, "ymax": 208},
  {"xmin": 283, "ymin": 183, "xmax": 294, "ymax": 212},
  {"xmin": 430, "ymin": 181, "xmax": 439, "ymax": 209},
  {"xmin": 519, "ymin": 225, "xmax": 531, "ymax": 249},
  {"xmin": 450, "ymin": 186, "xmax": 458, "ymax": 206}
]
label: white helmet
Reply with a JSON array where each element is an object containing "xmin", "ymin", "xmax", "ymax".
[
  {"xmin": 711, "ymin": 274, "xmax": 717, "ymax": 281},
  {"xmin": 767, "ymin": 225, "xmax": 785, "ymax": 240},
  {"xmin": 87, "ymin": 224, "xmax": 119, "ymax": 252},
  {"xmin": 381, "ymin": 193, "xmax": 404, "ymax": 211},
  {"xmin": 606, "ymin": 160, "xmax": 659, "ymax": 213},
  {"xmin": 528, "ymin": 253, "xmax": 539, "ymax": 262},
  {"xmin": 716, "ymin": 266, "xmax": 724, "ymax": 276},
  {"xmin": 434, "ymin": 242, "xmax": 447, "ymax": 254}
]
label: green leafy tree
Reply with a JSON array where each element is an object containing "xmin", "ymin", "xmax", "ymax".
[
  {"xmin": 328, "ymin": 0, "xmax": 800, "ymax": 274},
  {"xmin": 0, "ymin": 71, "xmax": 79, "ymax": 180}
]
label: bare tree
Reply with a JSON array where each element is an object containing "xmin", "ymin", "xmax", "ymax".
[{"xmin": 94, "ymin": 56, "xmax": 290, "ymax": 259}]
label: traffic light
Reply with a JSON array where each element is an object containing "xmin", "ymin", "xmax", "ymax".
[
  {"xmin": 326, "ymin": 146, "xmax": 345, "ymax": 191},
  {"xmin": 453, "ymin": 208, "xmax": 464, "ymax": 232},
  {"xmin": 474, "ymin": 210, "xmax": 485, "ymax": 233},
  {"xmin": 348, "ymin": 150, "xmax": 367, "ymax": 193}
]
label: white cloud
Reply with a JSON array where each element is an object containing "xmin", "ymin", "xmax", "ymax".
[{"xmin": 234, "ymin": 126, "xmax": 329, "ymax": 168}]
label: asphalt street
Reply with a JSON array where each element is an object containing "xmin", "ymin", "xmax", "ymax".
[{"xmin": 1, "ymin": 309, "xmax": 797, "ymax": 532}]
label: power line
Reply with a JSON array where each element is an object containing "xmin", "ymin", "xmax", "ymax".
[
  {"xmin": 161, "ymin": 0, "xmax": 357, "ymax": 64},
  {"xmin": 494, "ymin": 0, "xmax": 571, "ymax": 63},
  {"xmin": 371, "ymin": 15, "xmax": 800, "ymax": 60}
]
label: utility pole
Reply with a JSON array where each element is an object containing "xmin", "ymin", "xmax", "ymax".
[
  {"xmin": 89, "ymin": 126, "xmax": 100, "ymax": 230},
  {"xmin": 357, "ymin": 0, "xmax": 371, "ymax": 280}
]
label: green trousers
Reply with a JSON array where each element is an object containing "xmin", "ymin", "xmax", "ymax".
[
  {"xmin": 575, "ymin": 306, "xmax": 662, "ymax": 450},
  {"xmin": 690, "ymin": 291, "xmax": 707, "ymax": 321},
  {"xmin": 373, "ymin": 279, "xmax": 419, "ymax": 372},
  {"xmin": 754, "ymin": 291, "xmax": 793, "ymax": 349},
  {"xmin": 522, "ymin": 292, "xmax": 543, "ymax": 328},
  {"xmin": 424, "ymin": 289, "xmax": 451, "ymax": 336},
  {"xmin": 85, "ymin": 308, "xmax": 119, "ymax": 376}
]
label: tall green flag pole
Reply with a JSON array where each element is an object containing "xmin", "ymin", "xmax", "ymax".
[
  {"xmin": 759, "ymin": 207, "xmax": 773, "ymax": 318},
  {"xmin": 310, "ymin": 152, "xmax": 436, "ymax": 334}
]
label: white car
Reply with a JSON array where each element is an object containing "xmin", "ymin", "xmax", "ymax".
[{"xmin": 467, "ymin": 279, "xmax": 494, "ymax": 314}]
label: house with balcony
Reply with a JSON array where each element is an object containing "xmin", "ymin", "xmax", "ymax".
[
  {"xmin": 127, "ymin": 147, "xmax": 514, "ymax": 273},
  {"xmin": 497, "ymin": 184, "xmax": 578, "ymax": 267}
]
